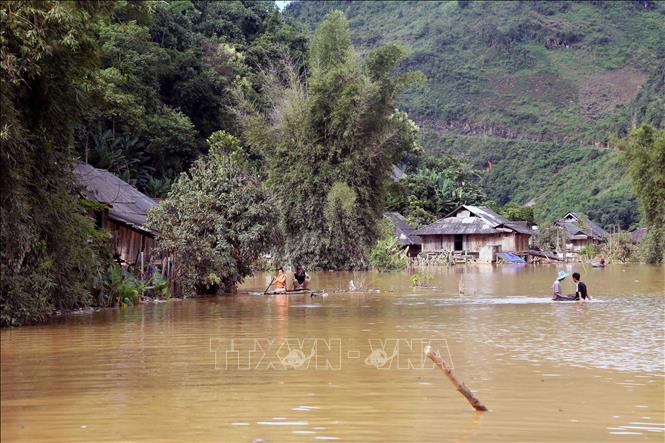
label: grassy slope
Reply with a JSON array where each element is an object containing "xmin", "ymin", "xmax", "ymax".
[{"xmin": 286, "ymin": 0, "xmax": 664, "ymax": 228}]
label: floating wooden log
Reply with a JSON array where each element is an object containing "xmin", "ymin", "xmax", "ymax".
[{"xmin": 424, "ymin": 345, "xmax": 488, "ymax": 412}]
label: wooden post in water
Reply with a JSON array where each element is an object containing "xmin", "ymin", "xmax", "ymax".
[{"xmin": 424, "ymin": 345, "xmax": 488, "ymax": 412}]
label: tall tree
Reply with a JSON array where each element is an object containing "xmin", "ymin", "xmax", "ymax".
[
  {"xmin": 240, "ymin": 11, "xmax": 424, "ymax": 269},
  {"xmin": 1, "ymin": 1, "xmax": 111, "ymax": 325},
  {"xmin": 622, "ymin": 124, "xmax": 665, "ymax": 263}
]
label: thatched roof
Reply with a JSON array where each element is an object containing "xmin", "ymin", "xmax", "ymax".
[
  {"xmin": 412, "ymin": 205, "xmax": 533, "ymax": 236},
  {"xmin": 74, "ymin": 162, "xmax": 156, "ymax": 235},
  {"xmin": 556, "ymin": 212, "xmax": 608, "ymax": 240},
  {"xmin": 383, "ymin": 212, "xmax": 421, "ymax": 245}
]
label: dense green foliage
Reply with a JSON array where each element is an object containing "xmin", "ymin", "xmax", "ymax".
[
  {"xmin": 239, "ymin": 11, "xmax": 423, "ymax": 269},
  {"xmin": 77, "ymin": 0, "xmax": 307, "ymax": 195},
  {"xmin": 287, "ymin": 1, "xmax": 665, "ymax": 229},
  {"xmin": 369, "ymin": 220, "xmax": 408, "ymax": 271},
  {"xmin": 0, "ymin": 1, "xmax": 114, "ymax": 326},
  {"xmin": 621, "ymin": 125, "xmax": 665, "ymax": 263},
  {"xmin": 387, "ymin": 155, "xmax": 486, "ymax": 227},
  {"xmin": 147, "ymin": 132, "xmax": 276, "ymax": 294},
  {"xmin": 2, "ymin": 1, "xmax": 662, "ymax": 325},
  {"xmin": 499, "ymin": 203, "xmax": 535, "ymax": 224},
  {"xmin": 288, "ymin": 1, "xmax": 665, "ymax": 142}
]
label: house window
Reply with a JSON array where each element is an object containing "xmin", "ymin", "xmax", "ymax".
[{"xmin": 454, "ymin": 234, "xmax": 464, "ymax": 251}]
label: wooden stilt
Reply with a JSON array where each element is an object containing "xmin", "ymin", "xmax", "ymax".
[{"xmin": 424, "ymin": 345, "xmax": 488, "ymax": 412}]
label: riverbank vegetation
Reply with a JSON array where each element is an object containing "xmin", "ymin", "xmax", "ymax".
[
  {"xmin": 147, "ymin": 131, "xmax": 276, "ymax": 296},
  {"xmin": 1, "ymin": 1, "xmax": 663, "ymax": 325}
]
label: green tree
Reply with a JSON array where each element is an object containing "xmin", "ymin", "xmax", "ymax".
[
  {"xmin": 240, "ymin": 11, "xmax": 423, "ymax": 269},
  {"xmin": 76, "ymin": 0, "xmax": 309, "ymax": 196},
  {"xmin": 386, "ymin": 154, "xmax": 486, "ymax": 226},
  {"xmin": 369, "ymin": 219, "xmax": 408, "ymax": 271},
  {"xmin": 535, "ymin": 223, "xmax": 565, "ymax": 252},
  {"xmin": 1, "ymin": 1, "xmax": 111, "ymax": 325},
  {"xmin": 621, "ymin": 124, "xmax": 665, "ymax": 263},
  {"xmin": 147, "ymin": 132, "xmax": 276, "ymax": 295},
  {"xmin": 500, "ymin": 202, "xmax": 535, "ymax": 224}
]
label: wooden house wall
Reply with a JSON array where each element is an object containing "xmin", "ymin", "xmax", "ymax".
[
  {"xmin": 569, "ymin": 238, "xmax": 600, "ymax": 251},
  {"xmin": 421, "ymin": 233, "xmax": 531, "ymax": 252},
  {"xmin": 104, "ymin": 218, "xmax": 156, "ymax": 265}
]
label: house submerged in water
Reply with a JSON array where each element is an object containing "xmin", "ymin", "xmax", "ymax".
[
  {"xmin": 74, "ymin": 162, "xmax": 170, "ymax": 275},
  {"xmin": 411, "ymin": 205, "xmax": 533, "ymax": 262},
  {"xmin": 555, "ymin": 212, "xmax": 608, "ymax": 252},
  {"xmin": 383, "ymin": 212, "xmax": 422, "ymax": 257}
]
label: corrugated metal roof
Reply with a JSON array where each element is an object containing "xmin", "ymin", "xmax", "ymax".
[
  {"xmin": 383, "ymin": 212, "xmax": 421, "ymax": 245},
  {"xmin": 558, "ymin": 212, "xmax": 608, "ymax": 238},
  {"xmin": 74, "ymin": 162, "xmax": 157, "ymax": 234},
  {"xmin": 557, "ymin": 219, "xmax": 607, "ymax": 241},
  {"xmin": 413, "ymin": 205, "xmax": 532, "ymax": 236},
  {"xmin": 412, "ymin": 217, "xmax": 500, "ymax": 235},
  {"xmin": 462, "ymin": 205, "xmax": 508, "ymax": 226},
  {"xmin": 504, "ymin": 221, "xmax": 533, "ymax": 235}
]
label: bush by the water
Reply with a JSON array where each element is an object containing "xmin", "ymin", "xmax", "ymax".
[
  {"xmin": 369, "ymin": 220, "xmax": 408, "ymax": 271},
  {"xmin": 148, "ymin": 132, "xmax": 276, "ymax": 296}
]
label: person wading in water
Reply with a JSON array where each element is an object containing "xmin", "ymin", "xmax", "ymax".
[
  {"xmin": 552, "ymin": 271, "xmax": 576, "ymax": 301},
  {"xmin": 572, "ymin": 272, "xmax": 590, "ymax": 302}
]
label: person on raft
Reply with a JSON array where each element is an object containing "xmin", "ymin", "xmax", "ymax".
[
  {"xmin": 552, "ymin": 271, "xmax": 576, "ymax": 301},
  {"xmin": 273, "ymin": 267, "xmax": 288, "ymax": 293},
  {"xmin": 572, "ymin": 272, "xmax": 590, "ymax": 302},
  {"xmin": 293, "ymin": 265, "xmax": 311, "ymax": 291}
]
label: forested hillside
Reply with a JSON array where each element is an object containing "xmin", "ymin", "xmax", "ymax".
[
  {"xmin": 287, "ymin": 0, "xmax": 665, "ymax": 228},
  {"xmin": 77, "ymin": 1, "xmax": 307, "ymax": 195}
]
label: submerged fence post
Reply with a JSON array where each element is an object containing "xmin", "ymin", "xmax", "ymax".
[{"xmin": 424, "ymin": 345, "xmax": 488, "ymax": 412}]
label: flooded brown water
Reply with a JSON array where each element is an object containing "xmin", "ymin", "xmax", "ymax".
[{"xmin": 2, "ymin": 264, "xmax": 664, "ymax": 442}]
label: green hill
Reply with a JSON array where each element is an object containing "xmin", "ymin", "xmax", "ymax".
[{"xmin": 286, "ymin": 0, "xmax": 665, "ymax": 228}]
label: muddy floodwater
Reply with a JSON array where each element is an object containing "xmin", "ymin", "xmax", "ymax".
[{"xmin": 2, "ymin": 264, "xmax": 664, "ymax": 442}]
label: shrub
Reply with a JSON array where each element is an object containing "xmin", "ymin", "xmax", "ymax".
[
  {"xmin": 369, "ymin": 220, "xmax": 408, "ymax": 271},
  {"xmin": 601, "ymin": 233, "xmax": 638, "ymax": 263},
  {"xmin": 147, "ymin": 131, "xmax": 276, "ymax": 296},
  {"xmin": 578, "ymin": 244, "xmax": 601, "ymax": 260}
]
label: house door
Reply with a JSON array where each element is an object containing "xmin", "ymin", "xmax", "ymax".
[{"xmin": 454, "ymin": 234, "xmax": 464, "ymax": 251}]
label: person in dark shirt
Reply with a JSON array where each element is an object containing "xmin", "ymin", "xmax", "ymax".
[
  {"xmin": 293, "ymin": 265, "xmax": 311, "ymax": 290},
  {"xmin": 572, "ymin": 272, "xmax": 590, "ymax": 301}
]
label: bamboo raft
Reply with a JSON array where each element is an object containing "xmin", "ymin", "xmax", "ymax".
[{"xmin": 262, "ymin": 289, "xmax": 321, "ymax": 296}]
